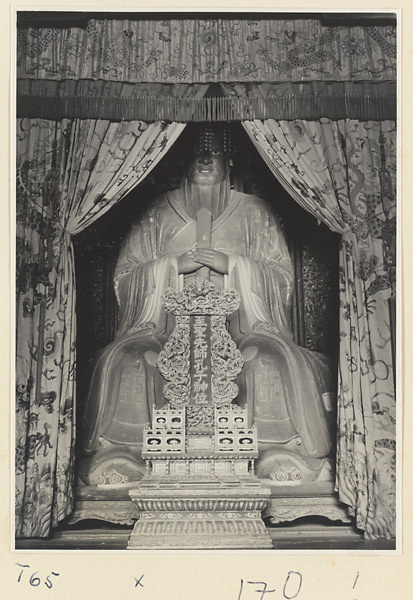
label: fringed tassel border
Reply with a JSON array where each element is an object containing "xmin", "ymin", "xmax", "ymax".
[{"xmin": 17, "ymin": 92, "xmax": 396, "ymax": 122}]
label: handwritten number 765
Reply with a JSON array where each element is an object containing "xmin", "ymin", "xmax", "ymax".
[{"xmin": 16, "ymin": 564, "xmax": 59, "ymax": 589}]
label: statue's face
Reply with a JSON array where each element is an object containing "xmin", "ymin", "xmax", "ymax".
[{"xmin": 186, "ymin": 140, "xmax": 227, "ymax": 186}]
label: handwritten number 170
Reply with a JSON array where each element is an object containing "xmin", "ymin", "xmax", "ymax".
[
  {"xmin": 16, "ymin": 564, "xmax": 59, "ymax": 589},
  {"xmin": 238, "ymin": 572, "xmax": 303, "ymax": 600}
]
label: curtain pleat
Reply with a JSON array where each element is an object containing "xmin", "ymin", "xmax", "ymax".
[
  {"xmin": 242, "ymin": 117, "xmax": 396, "ymax": 539},
  {"xmin": 15, "ymin": 117, "xmax": 186, "ymax": 537}
]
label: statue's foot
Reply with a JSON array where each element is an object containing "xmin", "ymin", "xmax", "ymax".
[
  {"xmin": 255, "ymin": 448, "xmax": 334, "ymax": 490},
  {"xmin": 77, "ymin": 440, "xmax": 146, "ymax": 487}
]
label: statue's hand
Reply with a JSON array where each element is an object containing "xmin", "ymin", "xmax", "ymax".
[
  {"xmin": 191, "ymin": 249, "xmax": 229, "ymax": 275},
  {"xmin": 177, "ymin": 251, "xmax": 202, "ymax": 274}
]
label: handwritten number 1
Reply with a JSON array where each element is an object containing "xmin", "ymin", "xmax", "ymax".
[{"xmin": 16, "ymin": 563, "xmax": 29, "ymax": 583}]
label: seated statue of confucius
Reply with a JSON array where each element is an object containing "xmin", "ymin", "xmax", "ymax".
[{"xmin": 79, "ymin": 125, "xmax": 336, "ymax": 488}]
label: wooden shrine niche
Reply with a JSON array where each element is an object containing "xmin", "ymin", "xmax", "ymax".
[{"xmin": 72, "ymin": 123, "xmax": 345, "ymax": 535}]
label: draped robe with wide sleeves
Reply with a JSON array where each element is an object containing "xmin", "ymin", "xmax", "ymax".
[{"xmin": 82, "ymin": 189, "xmax": 334, "ymax": 461}]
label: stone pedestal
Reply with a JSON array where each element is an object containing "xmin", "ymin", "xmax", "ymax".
[
  {"xmin": 128, "ymin": 486, "xmax": 272, "ymax": 549},
  {"xmin": 127, "ymin": 403, "xmax": 273, "ymax": 549}
]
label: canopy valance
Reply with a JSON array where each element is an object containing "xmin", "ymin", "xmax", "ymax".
[{"xmin": 18, "ymin": 18, "xmax": 396, "ymax": 84}]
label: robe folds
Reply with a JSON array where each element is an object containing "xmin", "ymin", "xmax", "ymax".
[{"xmin": 81, "ymin": 188, "xmax": 334, "ymax": 460}]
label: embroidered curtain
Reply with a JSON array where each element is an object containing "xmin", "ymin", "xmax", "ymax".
[
  {"xmin": 240, "ymin": 117, "xmax": 396, "ymax": 539},
  {"xmin": 16, "ymin": 117, "xmax": 185, "ymax": 537},
  {"xmin": 18, "ymin": 19, "xmax": 396, "ymax": 83}
]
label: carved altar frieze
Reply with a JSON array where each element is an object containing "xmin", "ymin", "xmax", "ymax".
[
  {"xmin": 140, "ymin": 511, "xmax": 262, "ymax": 520},
  {"xmin": 132, "ymin": 516, "xmax": 268, "ymax": 537},
  {"xmin": 131, "ymin": 497, "xmax": 270, "ymax": 513}
]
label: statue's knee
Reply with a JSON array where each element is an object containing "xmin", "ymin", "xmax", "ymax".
[
  {"xmin": 121, "ymin": 337, "xmax": 163, "ymax": 363},
  {"xmin": 240, "ymin": 338, "xmax": 283, "ymax": 370}
]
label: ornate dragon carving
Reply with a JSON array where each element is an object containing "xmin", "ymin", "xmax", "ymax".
[{"xmin": 157, "ymin": 282, "xmax": 244, "ymax": 411}]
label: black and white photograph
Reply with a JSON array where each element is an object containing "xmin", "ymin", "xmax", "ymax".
[{"xmin": 13, "ymin": 6, "xmax": 400, "ymax": 562}]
